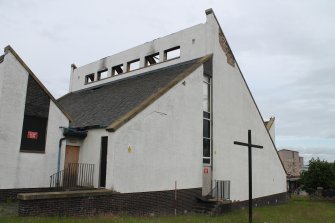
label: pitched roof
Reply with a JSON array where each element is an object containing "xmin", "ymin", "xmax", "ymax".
[
  {"xmin": 58, "ymin": 55, "xmax": 211, "ymax": 131},
  {"xmin": 2, "ymin": 45, "xmax": 72, "ymax": 121}
]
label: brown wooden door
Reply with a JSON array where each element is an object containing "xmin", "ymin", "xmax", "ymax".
[
  {"xmin": 64, "ymin": 146, "xmax": 79, "ymax": 168},
  {"xmin": 64, "ymin": 146, "xmax": 79, "ymax": 187}
]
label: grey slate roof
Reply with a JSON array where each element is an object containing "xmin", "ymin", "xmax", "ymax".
[{"xmin": 58, "ymin": 57, "xmax": 207, "ymax": 129}]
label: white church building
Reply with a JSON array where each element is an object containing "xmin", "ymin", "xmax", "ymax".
[{"xmin": 0, "ymin": 9, "xmax": 286, "ymax": 209}]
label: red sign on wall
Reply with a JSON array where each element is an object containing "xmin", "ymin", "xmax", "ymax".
[
  {"xmin": 27, "ymin": 131, "xmax": 39, "ymax": 140},
  {"xmin": 204, "ymin": 168, "xmax": 208, "ymax": 174}
]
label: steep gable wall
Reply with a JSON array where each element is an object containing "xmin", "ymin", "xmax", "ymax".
[
  {"xmin": 0, "ymin": 50, "xmax": 69, "ymax": 189},
  {"xmin": 206, "ymin": 13, "xmax": 286, "ymax": 201}
]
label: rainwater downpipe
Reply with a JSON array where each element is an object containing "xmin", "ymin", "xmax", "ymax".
[{"xmin": 57, "ymin": 137, "xmax": 66, "ymax": 174}]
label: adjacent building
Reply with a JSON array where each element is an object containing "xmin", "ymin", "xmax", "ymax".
[
  {"xmin": 278, "ymin": 149, "xmax": 304, "ymax": 193},
  {"xmin": 278, "ymin": 149, "xmax": 304, "ymax": 177}
]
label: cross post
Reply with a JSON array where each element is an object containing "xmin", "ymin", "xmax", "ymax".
[{"xmin": 234, "ymin": 130, "xmax": 263, "ymax": 223}]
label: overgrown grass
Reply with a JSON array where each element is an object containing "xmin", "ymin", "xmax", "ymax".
[{"xmin": 0, "ymin": 196, "xmax": 334, "ymax": 223}]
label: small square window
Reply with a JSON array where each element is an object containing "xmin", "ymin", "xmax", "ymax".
[
  {"xmin": 145, "ymin": 53, "xmax": 160, "ymax": 67},
  {"xmin": 164, "ymin": 46, "xmax": 180, "ymax": 61},
  {"xmin": 112, "ymin": 64, "xmax": 124, "ymax": 76},
  {"xmin": 97, "ymin": 69, "xmax": 108, "ymax": 80},
  {"xmin": 127, "ymin": 59, "xmax": 140, "ymax": 72},
  {"xmin": 85, "ymin": 73, "xmax": 95, "ymax": 84}
]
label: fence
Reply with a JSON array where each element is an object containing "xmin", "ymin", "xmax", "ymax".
[{"xmin": 50, "ymin": 163, "xmax": 94, "ymax": 190}]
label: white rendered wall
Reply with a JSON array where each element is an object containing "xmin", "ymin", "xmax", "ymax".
[
  {"xmin": 206, "ymin": 15, "xmax": 287, "ymax": 201},
  {"xmin": 105, "ymin": 67, "xmax": 203, "ymax": 193},
  {"xmin": 0, "ymin": 61, "xmax": 3, "ymax": 102},
  {"xmin": 0, "ymin": 51, "xmax": 69, "ymax": 189},
  {"xmin": 0, "ymin": 51, "xmax": 28, "ymax": 189},
  {"xmin": 76, "ymin": 129, "xmax": 107, "ymax": 188},
  {"xmin": 14, "ymin": 101, "xmax": 69, "ymax": 188}
]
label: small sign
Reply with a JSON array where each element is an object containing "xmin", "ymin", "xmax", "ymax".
[
  {"xmin": 27, "ymin": 131, "xmax": 39, "ymax": 140},
  {"xmin": 204, "ymin": 168, "xmax": 208, "ymax": 174},
  {"xmin": 128, "ymin": 146, "xmax": 132, "ymax": 153}
]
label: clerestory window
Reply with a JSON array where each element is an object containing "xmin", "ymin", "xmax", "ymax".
[
  {"xmin": 85, "ymin": 73, "xmax": 95, "ymax": 84},
  {"xmin": 145, "ymin": 53, "xmax": 160, "ymax": 67},
  {"xmin": 203, "ymin": 75, "xmax": 211, "ymax": 164}
]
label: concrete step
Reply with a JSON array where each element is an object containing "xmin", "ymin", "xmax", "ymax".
[{"xmin": 193, "ymin": 196, "xmax": 232, "ymax": 215}]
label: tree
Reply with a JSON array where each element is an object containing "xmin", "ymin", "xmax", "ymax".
[{"xmin": 300, "ymin": 158, "xmax": 335, "ymax": 194}]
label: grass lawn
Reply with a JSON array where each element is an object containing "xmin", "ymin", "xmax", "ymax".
[{"xmin": 0, "ymin": 196, "xmax": 334, "ymax": 223}]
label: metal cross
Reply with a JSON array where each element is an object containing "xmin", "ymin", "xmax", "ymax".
[{"xmin": 234, "ymin": 130, "xmax": 263, "ymax": 223}]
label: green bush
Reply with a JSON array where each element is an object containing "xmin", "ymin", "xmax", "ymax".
[{"xmin": 301, "ymin": 158, "xmax": 335, "ymax": 194}]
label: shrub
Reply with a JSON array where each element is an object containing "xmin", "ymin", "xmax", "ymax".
[{"xmin": 301, "ymin": 158, "xmax": 335, "ymax": 194}]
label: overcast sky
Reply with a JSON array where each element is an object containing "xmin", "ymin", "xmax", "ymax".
[{"xmin": 1, "ymin": 0, "xmax": 334, "ymax": 163}]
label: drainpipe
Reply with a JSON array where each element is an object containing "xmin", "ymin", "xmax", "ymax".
[{"xmin": 57, "ymin": 137, "xmax": 66, "ymax": 174}]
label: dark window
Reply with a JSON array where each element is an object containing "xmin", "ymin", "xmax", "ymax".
[
  {"xmin": 203, "ymin": 111, "xmax": 210, "ymax": 119},
  {"xmin": 20, "ymin": 116, "xmax": 48, "ymax": 152},
  {"xmin": 112, "ymin": 64, "xmax": 124, "ymax": 76},
  {"xmin": 164, "ymin": 46, "xmax": 180, "ymax": 61},
  {"xmin": 97, "ymin": 69, "xmax": 108, "ymax": 80},
  {"xmin": 145, "ymin": 53, "xmax": 160, "ymax": 67},
  {"xmin": 203, "ymin": 158, "xmax": 210, "ymax": 164},
  {"xmin": 203, "ymin": 119, "xmax": 210, "ymax": 138},
  {"xmin": 85, "ymin": 73, "xmax": 95, "ymax": 84},
  {"xmin": 203, "ymin": 138, "xmax": 211, "ymax": 157}
]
